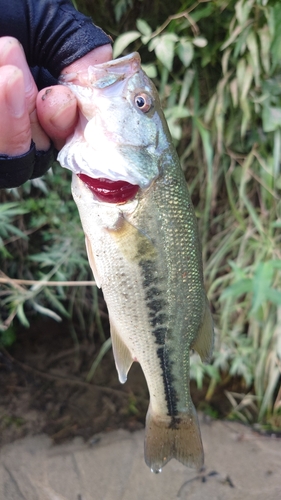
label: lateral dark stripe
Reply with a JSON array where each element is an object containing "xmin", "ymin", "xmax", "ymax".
[
  {"xmin": 139, "ymin": 258, "xmax": 178, "ymax": 416},
  {"xmin": 157, "ymin": 347, "xmax": 178, "ymax": 416}
]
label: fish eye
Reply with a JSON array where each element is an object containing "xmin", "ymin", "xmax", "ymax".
[{"xmin": 134, "ymin": 93, "xmax": 152, "ymax": 113}]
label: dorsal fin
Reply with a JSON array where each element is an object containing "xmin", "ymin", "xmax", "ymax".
[{"xmin": 192, "ymin": 296, "xmax": 214, "ymax": 363}]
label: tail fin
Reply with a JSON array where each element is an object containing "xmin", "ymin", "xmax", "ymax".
[{"xmin": 144, "ymin": 405, "xmax": 203, "ymax": 473}]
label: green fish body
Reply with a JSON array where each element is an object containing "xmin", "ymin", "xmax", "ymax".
[{"xmin": 58, "ymin": 53, "xmax": 214, "ymax": 473}]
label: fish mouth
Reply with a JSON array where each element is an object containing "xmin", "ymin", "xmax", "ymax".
[{"xmin": 78, "ymin": 174, "xmax": 139, "ymax": 204}]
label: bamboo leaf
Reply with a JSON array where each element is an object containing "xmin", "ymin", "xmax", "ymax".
[
  {"xmin": 246, "ymin": 31, "xmax": 260, "ymax": 87},
  {"xmin": 33, "ymin": 303, "xmax": 62, "ymax": 322},
  {"xmin": 86, "ymin": 338, "xmax": 112, "ymax": 382}
]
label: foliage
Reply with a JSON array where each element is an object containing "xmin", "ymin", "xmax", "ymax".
[
  {"xmin": 0, "ymin": 165, "xmax": 100, "ymax": 342},
  {"xmin": 1, "ymin": 0, "xmax": 281, "ymax": 424}
]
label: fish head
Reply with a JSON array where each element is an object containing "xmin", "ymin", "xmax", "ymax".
[{"xmin": 58, "ymin": 52, "xmax": 172, "ymax": 197}]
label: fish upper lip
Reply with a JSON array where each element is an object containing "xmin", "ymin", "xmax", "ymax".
[{"xmin": 60, "ymin": 53, "xmax": 141, "ymax": 88}]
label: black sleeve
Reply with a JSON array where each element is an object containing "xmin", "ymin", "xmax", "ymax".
[
  {"xmin": 0, "ymin": 141, "xmax": 57, "ymax": 189},
  {"xmin": 0, "ymin": 0, "xmax": 112, "ymax": 79}
]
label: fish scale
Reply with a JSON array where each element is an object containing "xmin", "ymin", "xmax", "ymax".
[{"xmin": 58, "ymin": 52, "xmax": 214, "ymax": 473}]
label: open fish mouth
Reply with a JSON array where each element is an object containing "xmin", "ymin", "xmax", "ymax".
[{"xmin": 77, "ymin": 174, "xmax": 140, "ymax": 204}]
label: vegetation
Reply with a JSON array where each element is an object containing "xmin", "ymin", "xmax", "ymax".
[{"xmin": 1, "ymin": 0, "xmax": 281, "ymax": 427}]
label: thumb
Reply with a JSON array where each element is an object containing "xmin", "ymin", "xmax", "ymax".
[
  {"xmin": 60, "ymin": 44, "xmax": 113, "ymax": 75},
  {"xmin": 37, "ymin": 44, "xmax": 113, "ymax": 150}
]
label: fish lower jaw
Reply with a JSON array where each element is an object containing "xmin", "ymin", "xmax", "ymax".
[{"xmin": 77, "ymin": 173, "xmax": 140, "ymax": 204}]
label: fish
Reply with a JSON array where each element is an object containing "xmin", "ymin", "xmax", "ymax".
[{"xmin": 58, "ymin": 52, "xmax": 214, "ymax": 473}]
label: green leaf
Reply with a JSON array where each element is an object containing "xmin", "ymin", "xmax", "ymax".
[
  {"xmin": 154, "ymin": 34, "xmax": 178, "ymax": 71},
  {"xmin": 258, "ymin": 25, "xmax": 271, "ymax": 74},
  {"xmin": 177, "ymin": 40, "xmax": 194, "ymax": 67},
  {"xmin": 179, "ymin": 69, "xmax": 195, "ymax": 107},
  {"xmin": 240, "ymin": 65, "xmax": 254, "ymax": 101},
  {"xmin": 251, "ymin": 262, "xmax": 274, "ymax": 313},
  {"xmin": 113, "ymin": 31, "xmax": 141, "ymax": 58},
  {"xmin": 192, "ymin": 37, "xmax": 208, "ymax": 48},
  {"xmin": 240, "ymin": 98, "xmax": 251, "ymax": 137},
  {"xmin": 262, "ymin": 105, "xmax": 281, "ymax": 132},
  {"xmin": 221, "ymin": 279, "xmax": 252, "ymax": 300},
  {"xmin": 267, "ymin": 288, "xmax": 281, "ymax": 306},
  {"xmin": 33, "ymin": 303, "xmax": 62, "ymax": 322},
  {"xmin": 141, "ymin": 63, "xmax": 157, "ymax": 78},
  {"xmin": 194, "ymin": 118, "xmax": 213, "ymax": 171},
  {"xmin": 86, "ymin": 337, "xmax": 112, "ymax": 382},
  {"xmin": 16, "ymin": 303, "xmax": 30, "ymax": 328},
  {"xmin": 221, "ymin": 25, "xmax": 243, "ymax": 51},
  {"xmin": 0, "ymin": 327, "xmax": 16, "ymax": 346},
  {"xmin": 164, "ymin": 106, "xmax": 191, "ymax": 120},
  {"xmin": 136, "ymin": 19, "xmax": 152, "ymax": 36},
  {"xmin": 204, "ymin": 93, "xmax": 217, "ymax": 123},
  {"xmin": 229, "ymin": 78, "xmax": 239, "ymax": 108},
  {"xmin": 235, "ymin": 0, "xmax": 254, "ymax": 26},
  {"xmin": 246, "ymin": 31, "xmax": 260, "ymax": 87},
  {"xmin": 273, "ymin": 128, "xmax": 281, "ymax": 176}
]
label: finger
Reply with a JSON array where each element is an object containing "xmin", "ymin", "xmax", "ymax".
[
  {"xmin": 0, "ymin": 65, "xmax": 31, "ymax": 156},
  {"xmin": 0, "ymin": 37, "xmax": 37, "ymax": 114},
  {"xmin": 37, "ymin": 85, "xmax": 78, "ymax": 150},
  {"xmin": 0, "ymin": 37, "xmax": 50, "ymax": 151}
]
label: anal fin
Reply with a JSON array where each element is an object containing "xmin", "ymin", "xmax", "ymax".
[
  {"xmin": 192, "ymin": 296, "xmax": 214, "ymax": 363},
  {"xmin": 110, "ymin": 319, "xmax": 133, "ymax": 384}
]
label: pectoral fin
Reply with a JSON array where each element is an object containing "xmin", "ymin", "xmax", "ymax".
[
  {"xmin": 192, "ymin": 297, "xmax": 214, "ymax": 363},
  {"xmin": 85, "ymin": 235, "xmax": 102, "ymax": 288},
  {"xmin": 110, "ymin": 319, "xmax": 134, "ymax": 383}
]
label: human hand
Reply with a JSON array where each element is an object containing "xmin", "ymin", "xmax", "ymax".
[
  {"xmin": 37, "ymin": 43, "xmax": 113, "ymax": 151},
  {"xmin": 0, "ymin": 36, "xmax": 113, "ymax": 156}
]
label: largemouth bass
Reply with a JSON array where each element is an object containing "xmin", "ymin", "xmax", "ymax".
[{"xmin": 58, "ymin": 52, "xmax": 214, "ymax": 473}]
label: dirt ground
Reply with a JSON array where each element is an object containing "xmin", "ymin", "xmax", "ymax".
[
  {"xmin": 0, "ymin": 316, "xmax": 149, "ymax": 448},
  {"xmin": 0, "ymin": 315, "xmax": 277, "ymax": 448},
  {"xmin": 1, "ymin": 316, "xmax": 281, "ymax": 500}
]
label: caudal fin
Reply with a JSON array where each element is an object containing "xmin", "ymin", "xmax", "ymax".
[{"xmin": 144, "ymin": 405, "xmax": 203, "ymax": 473}]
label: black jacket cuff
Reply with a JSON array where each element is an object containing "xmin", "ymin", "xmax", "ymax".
[{"xmin": 0, "ymin": 141, "xmax": 57, "ymax": 189}]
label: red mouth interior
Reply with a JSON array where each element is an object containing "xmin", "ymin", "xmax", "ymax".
[{"xmin": 78, "ymin": 174, "xmax": 139, "ymax": 203}]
